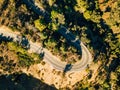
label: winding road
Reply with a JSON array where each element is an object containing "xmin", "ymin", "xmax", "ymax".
[
  {"xmin": 0, "ymin": 0, "xmax": 93, "ymax": 72},
  {"xmin": 0, "ymin": 26, "xmax": 92, "ymax": 72}
]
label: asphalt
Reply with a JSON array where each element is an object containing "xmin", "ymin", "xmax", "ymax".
[
  {"xmin": 0, "ymin": 0, "xmax": 92, "ymax": 72},
  {"xmin": 0, "ymin": 26, "xmax": 92, "ymax": 72}
]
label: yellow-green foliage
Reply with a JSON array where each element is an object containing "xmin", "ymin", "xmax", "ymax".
[
  {"xmin": 83, "ymin": 11, "xmax": 91, "ymax": 20},
  {"xmin": 51, "ymin": 10, "xmax": 58, "ymax": 19},
  {"xmin": 48, "ymin": 0, "xmax": 56, "ymax": 6},
  {"xmin": 51, "ymin": 10, "xmax": 65, "ymax": 25},
  {"xmin": 39, "ymin": 33, "xmax": 47, "ymax": 40},
  {"xmin": 7, "ymin": 42, "xmax": 42, "ymax": 67},
  {"xmin": 74, "ymin": 0, "xmax": 88, "ymax": 13},
  {"xmin": 50, "ymin": 10, "xmax": 65, "ymax": 31},
  {"xmin": 34, "ymin": 19, "xmax": 46, "ymax": 32},
  {"xmin": 7, "ymin": 42, "xmax": 26, "ymax": 54},
  {"xmin": 48, "ymin": 23, "xmax": 58, "ymax": 31},
  {"xmin": 45, "ymin": 38, "xmax": 57, "ymax": 49},
  {"xmin": 7, "ymin": 42, "xmax": 41, "ymax": 59}
]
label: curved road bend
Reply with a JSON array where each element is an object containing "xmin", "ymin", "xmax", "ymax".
[
  {"xmin": 22, "ymin": 0, "xmax": 92, "ymax": 71},
  {"xmin": 0, "ymin": 28, "xmax": 92, "ymax": 72},
  {"xmin": 0, "ymin": 0, "xmax": 92, "ymax": 72}
]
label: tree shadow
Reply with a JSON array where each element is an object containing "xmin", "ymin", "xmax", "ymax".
[
  {"xmin": 63, "ymin": 63, "xmax": 73, "ymax": 73},
  {"xmin": 21, "ymin": 0, "xmax": 120, "ymax": 75},
  {"xmin": 86, "ymin": 18, "xmax": 119, "ymax": 63},
  {"xmin": 18, "ymin": 36, "xmax": 30, "ymax": 49},
  {"xmin": 0, "ymin": 0, "xmax": 9, "ymax": 16},
  {"xmin": 105, "ymin": 56, "xmax": 120, "ymax": 84},
  {"xmin": 14, "ymin": 0, "xmax": 39, "ymax": 26},
  {"xmin": 0, "ymin": 73, "xmax": 57, "ymax": 90},
  {"xmin": 0, "ymin": 33, "xmax": 13, "ymax": 43},
  {"xmin": 58, "ymin": 26, "xmax": 82, "ymax": 55},
  {"xmin": 55, "ymin": 0, "xmax": 77, "ymax": 25},
  {"xmin": 52, "ymin": 2, "xmax": 120, "ymax": 85},
  {"xmin": 22, "ymin": 0, "xmax": 51, "ymax": 23},
  {"xmin": 23, "ymin": 0, "xmax": 82, "ymax": 58},
  {"xmin": 108, "ymin": 57, "xmax": 120, "ymax": 72}
]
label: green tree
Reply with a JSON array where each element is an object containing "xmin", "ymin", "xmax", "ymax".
[
  {"xmin": 48, "ymin": 0, "xmax": 56, "ymax": 6},
  {"xmin": 18, "ymin": 52, "xmax": 34, "ymax": 67},
  {"xmin": 49, "ymin": 10, "xmax": 65, "ymax": 31},
  {"xmin": 44, "ymin": 38, "xmax": 57, "ymax": 49},
  {"xmin": 83, "ymin": 11, "xmax": 91, "ymax": 20},
  {"xmin": 34, "ymin": 19, "xmax": 46, "ymax": 32},
  {"xmin": 74, "ymin": 0, "xmax": 88, "ymax": 13}
]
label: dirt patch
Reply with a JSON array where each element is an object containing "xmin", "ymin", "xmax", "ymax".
[
  {"xmin": 0, "ymin": 26, "xmax": 97, "ymax": 89},
  {"xmin": 21, "ymin": 60, "xmax": 87, "ymax": 89}
]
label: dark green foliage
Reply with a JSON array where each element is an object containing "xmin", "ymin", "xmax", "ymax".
[
  {"xmin": 17, "ymin": 52, "xmax": 34, "ymax": 68},
  {"xmin": 0, "ymin": 0, "xmax": 120, "ymax": 89}
]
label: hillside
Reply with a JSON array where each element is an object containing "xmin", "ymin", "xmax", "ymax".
[{"xmin": 0, "ymin": 0, "xmax": 120, "ymax": 90}]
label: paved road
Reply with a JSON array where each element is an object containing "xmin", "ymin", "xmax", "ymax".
[
  {"xmin": 22, "ymin": 0, "xmax": 92, "ymax": 71},
  {"xmin": 0, "ymin": 26, "xmax": 92, "ymax": 72},
  {"xmin": 0, "ymin": 0, "xmax": 92, "ymax": 72},
  {"xmin": 0, "ymin": 26, "xmax": 67, "ymax": 70}
]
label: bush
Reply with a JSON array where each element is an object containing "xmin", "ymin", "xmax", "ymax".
[
  {"xmin": 18, "ymin": 52, "xmax": 34, "ymax": 67},
  {"xmin": 34, "ymin": 19, "xmax": 46, "ymax": 32}
]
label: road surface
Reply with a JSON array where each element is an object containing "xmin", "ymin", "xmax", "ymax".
[
  {"xmin": 0, "ymin": 26, "xmax": 92, "ymax": 72},
  {"xmin": 22, "ymin": 0, "xmax": 93, "ymax": 71}
]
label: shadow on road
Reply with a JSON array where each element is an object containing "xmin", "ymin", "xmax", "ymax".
[
  {"xmin": 0, "ymin": 33, "xmax": 13, "ymax": 43},
  {"xmin": 17, "ymin": 35, "xmax": 30, "ymax": 49},
  {"xmin": 63, "ymin": 63, "xmax": 73, "ymax": 73},
  {"xmin": 22, "ymin": 0, "xmax": 51, "ymax": 23},
  {"xmin": 58, "ymin": 26, "xmax": 82, "ymax": 55},
  {"xmin": 0, "ymin": 73, "xmax": 57, "ymax": 90}
]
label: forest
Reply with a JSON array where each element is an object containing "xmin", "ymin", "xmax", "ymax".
[{"xmin": 0, "ymin": 0, "xmax": 120, "ymax": 89}]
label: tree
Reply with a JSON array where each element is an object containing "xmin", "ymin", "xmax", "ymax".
[
  {"xmin": 74, "ymin": 0, "xmax": 88, "ymax": 13},
  {"xmin": 83, "ymin": 11, "xmax": 91, "ymax": 20},
  {"xmin": 49, "ymin": 10, "xmax": 65, "ymax": 31},
  {"xmin": 44, "ymin": 38, "xmax": 57, "ymax": 50},
  {"xmin": 34, "ymin": 19, "xmax": 46, "ymax": 32},
  {"xmin": 48, "ymin": 0, "xmax": 56, "ymax": 6}
]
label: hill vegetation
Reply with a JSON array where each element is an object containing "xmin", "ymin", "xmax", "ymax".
[{"xmin": 0, "ymin": 0, "xmax": 120, "ymax": 89}]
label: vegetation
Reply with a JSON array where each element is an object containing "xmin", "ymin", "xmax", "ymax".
[
  {"xmin": 0, "ymin": 0, "xmax": 120, "ymax": 89},
  {"xmin": 0, "ymin": 41, "xmax": 42, "ymax": 73},
  {"xmin": 49, "ymin": 10, "xmax": 65, "ymax": 31},
  {"xmin": 34, "ymin": 18, "xmax": 46, "ymax": 32}
]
